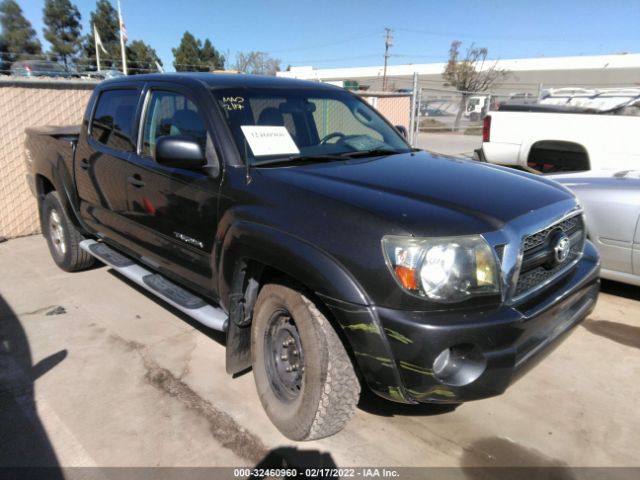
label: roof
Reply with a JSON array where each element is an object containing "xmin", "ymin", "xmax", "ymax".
[
  {"xmin": 277, "ymin": 53, "xmax": 640, "ymax": 81},
  {"xmin": 104, "ymin": 72, "xmax": 337, "ymax": 91}
]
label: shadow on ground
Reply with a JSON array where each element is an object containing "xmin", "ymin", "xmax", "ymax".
[
  {"xmin": 0, "ymin": 294, "xmax": 64, "ymax": 477},
  {"xmin": 108, "ymin": 270, "xmax": 226, "ymax": 346},
  {"xmin": 600, "ymin": 279, "xmax": 640, "ymax": 301},
  {"xmin": 582, "ymin": 319, "xmax": 640, "ymax": 349},
  {"xmin": 461, "ymin": 437, "xmax": 575, "ymax": 480},
  {"xmin": 254, "ymin": 447, "xmax": 337, "ymax": 478}
]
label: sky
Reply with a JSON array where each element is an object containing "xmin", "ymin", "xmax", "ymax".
[{"xmin": 18, "ymin": 0, "xmax": 640, "ymax": 72}]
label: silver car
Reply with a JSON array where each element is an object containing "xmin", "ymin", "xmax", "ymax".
[{"xmin": 548, "ymin": 170, "xmax": 640, "ymax": 286}]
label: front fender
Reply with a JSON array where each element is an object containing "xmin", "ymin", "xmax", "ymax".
[
  {"xmin": 218, "ymin": 220, "xmax": 370, "ymax": 311},
  {"xmin": 218, "ymin": 221, "xmax": 413, "ymax": 402}
]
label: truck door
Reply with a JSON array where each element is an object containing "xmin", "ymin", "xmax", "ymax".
[
  {"xmin": 123, "ymin": 86, "xmax": 222, "ymax": 296},
  {"xmin": 75, "ymin": 87, "xmax": 140, "ymax": 244}
]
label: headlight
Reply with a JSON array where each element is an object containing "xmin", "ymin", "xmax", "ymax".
[{"xmin": 382, "ymin": 235, "xmax": 500, "ymax": 302}]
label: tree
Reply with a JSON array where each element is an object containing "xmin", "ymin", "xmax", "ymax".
[
  {"xmin": 172, "ymin": 32, "xmax": 224, "ymax": 72},
  {"xmin": 200, "ymin": 38, "xmax": 224, "ymax": 71},
  {"xmin": 127, "ymin": 40, "xmax": 161, "ymax": 75},
  {"xmin": 0, "ymin": 36, "xmax": 9, "ymax": 73},
  {"xmin": 78, "ymin": 0, "xmax": 119, "ymax": 71},
  {"xmin": 0, "ymin": 0, "xmax": 42, "ymax": 65},
  {"xmin": 43, "ymin": 0, "xmax": 82, "ymax": 68},
  {"xmin": 172, "ymin": 31, "xmax": 201, "ymax": 71},
  {"xmin": 234, "ymin": 51, "xmax": 281, "ymax": 76},
  {"xmin": 442, "ymin": 40, "xmax": 508, "ymax": 129}
]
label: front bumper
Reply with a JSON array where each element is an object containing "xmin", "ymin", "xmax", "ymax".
[{"xmin": 324, "ymin": 241, "xmax": 600, "ymax": 404}]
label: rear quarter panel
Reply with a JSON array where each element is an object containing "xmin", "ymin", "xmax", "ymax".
[{"xmin": 484, "ymin": 111, "xmax": 640, "ymax": 170}]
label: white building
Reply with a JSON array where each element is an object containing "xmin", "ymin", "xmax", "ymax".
[{"xmin": 277, "ymin": 53, "xmax": 640, "ymax": 96}]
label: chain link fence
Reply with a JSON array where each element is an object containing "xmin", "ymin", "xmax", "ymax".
[
  {"xmin": 417, "ymin": 87, "xmax": 501, "ymax": 134},
  {"xmin": 0, "ymin": 78, "xmax": 97, "ymax": 239}
]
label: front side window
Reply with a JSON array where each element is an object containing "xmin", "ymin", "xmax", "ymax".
[
  {"xmin": 141, "ymin": 90, "xmax": 207, "ymax": 159},
  {"xmin": 213, "ymin": 87, "xmax": 410, "ymax": 164},
  {"xmin": 90, "ymin": 89, "xmax": 138, "ymax": 152}
]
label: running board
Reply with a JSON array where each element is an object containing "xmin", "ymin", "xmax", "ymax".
[{"xmin": 79, "ymin": 240, "xmax": 228, "ymax": 332}]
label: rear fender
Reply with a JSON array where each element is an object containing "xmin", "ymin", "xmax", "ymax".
[{"xmin": 35, "ymin": 150, "xmax": 84, "ymax": 231}]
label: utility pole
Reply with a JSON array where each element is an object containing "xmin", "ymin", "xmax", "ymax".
[
  {"xmin": 409, "ymin": 72, "xmax": 419, "ymax": 145},
  {"xmin": 382, "ymin": 28, "xmax": 393, "ymax": 91}
]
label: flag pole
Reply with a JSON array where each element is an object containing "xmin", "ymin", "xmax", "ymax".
[
  {"xmin": 94, "ymin": 24, "xmax": 101, "ymax": 71},
  {"xmin": 118, "ymin": 0, "xmax": 128, "ymax": 75}
]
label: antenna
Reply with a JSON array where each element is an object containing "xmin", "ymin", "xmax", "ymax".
[{"xmin": 245, "ymin": 139, "xmax": 252, "ymax": 185}]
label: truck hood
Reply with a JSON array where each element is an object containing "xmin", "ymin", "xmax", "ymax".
[{"xmin": 256, "ymin": 151, "xmax": 574, "ymax": 235}]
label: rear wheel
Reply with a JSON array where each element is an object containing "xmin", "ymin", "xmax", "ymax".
[
  {"xmin": 42, "ymin": 192, "xmax": 94, "ymax": 272},
  {"xmin": 251, "ymin": 283, "xmax": 360, "ymax": 440}
]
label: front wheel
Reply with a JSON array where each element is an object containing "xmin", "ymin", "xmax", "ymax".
[
  {"xmin": 251, "ymin": 283, "xmax": 360, "ymax": 440},
  {"xmin": 41, "ymin": 192, "xmax": 95, "ymax": 272}
]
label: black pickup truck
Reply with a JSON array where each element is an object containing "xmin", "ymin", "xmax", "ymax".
[{"xmin": 25, "ymin": 73, "xmax": 600, "ymax": 440}]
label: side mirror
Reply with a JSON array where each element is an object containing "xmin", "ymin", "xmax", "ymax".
[
  {"xmin": 155, "ymin": 135, "xmax": 206, "ymax": 170},
  {"xmin": 395, "ymin": 125, "xmax": 408, "ymax": 139}
]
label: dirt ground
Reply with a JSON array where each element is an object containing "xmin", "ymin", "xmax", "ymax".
[{"xmin": 1, "ymin": 235, "xmax": 639, "ymax": 476}]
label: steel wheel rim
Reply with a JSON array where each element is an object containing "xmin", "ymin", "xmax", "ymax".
[
  {"xmin": 48, "ymin": 209, "xmax": 66, "ymax": 256},
  {"xmin": 264, "ymin": 309, "xmax": 305, "ymax": 402}
]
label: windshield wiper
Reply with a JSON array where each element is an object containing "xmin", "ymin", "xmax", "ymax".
[
  {"xmin": 338, "ymin": 148, "xmax": 406, "ymax": 159},
  {"xmin": 253, "ymin": 154, "xmax": 346, "ymax": 168}
]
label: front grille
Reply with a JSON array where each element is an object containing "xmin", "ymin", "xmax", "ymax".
[{"xmin": 514, "ymin": 214, "xmax": 585, "ymax": 298}]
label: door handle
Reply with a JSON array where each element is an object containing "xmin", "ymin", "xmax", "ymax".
[
  {"xmin": 127, "ymin": 174, "xmax": 145, "ymax": 188},
  {"xmin": 79, "ymin": 158, "xmax": 90, "ymax": 170}
]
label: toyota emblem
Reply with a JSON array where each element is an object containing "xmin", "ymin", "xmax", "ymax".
[{"xmin": 553, "ymin": 233, "xmax": 571, "ymax": 265}]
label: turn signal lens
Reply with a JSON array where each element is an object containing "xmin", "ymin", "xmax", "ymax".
[{"xmin": 394, "ymin": 265, "xmax": 418, "ymax": 290}]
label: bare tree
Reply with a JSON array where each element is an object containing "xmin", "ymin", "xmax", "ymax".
[
  {"xmin": 234, "ymin": 51, "xmax": 281, "ymax": 76},
  {"xmin": 443, "ymin": 40, "xmax": 509, "ymax": 129}
]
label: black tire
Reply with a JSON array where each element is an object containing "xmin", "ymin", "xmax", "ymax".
[
  {"xmin": 41, "ymin": 191, "xmax": 95, "ymax": 272},
  {"xmin": 251, "ymin": 283, "xmax": 360, "ymax": 440}
]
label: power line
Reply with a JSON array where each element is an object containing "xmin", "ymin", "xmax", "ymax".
[{"xmin": 269, "ymin": 31, "xmax": 380, "ymax": 54}]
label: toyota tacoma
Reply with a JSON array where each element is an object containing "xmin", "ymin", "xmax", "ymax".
[{"xmin": 25, "ymin": 73, "xmax": 600, "ymax": 440}]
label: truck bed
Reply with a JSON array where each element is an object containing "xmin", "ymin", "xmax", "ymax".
[
  {"xmin": 25, "ymin": 125, "xmax": 80, "ymax": 185},
  {"xmin": 26, "ymin": 124, "xmax": 80, "ymax": 141}
]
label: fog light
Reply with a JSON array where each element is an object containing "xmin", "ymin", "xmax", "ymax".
[{"xmin": 432, "ymin": 344, "xmax": 487, "ymax": 387}]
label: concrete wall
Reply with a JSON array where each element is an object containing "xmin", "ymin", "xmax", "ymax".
[{"xmin": 0, "ymin": 79, "xmax": 96, "ymax": 239}]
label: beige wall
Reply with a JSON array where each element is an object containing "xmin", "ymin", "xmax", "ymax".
[
  {"xmin": 360, "ymin": 94, "xmax": 411, "ymax": 129},
  {"xmin": 0, "ymin": 80, "xmax": 95, "ymax": 239}
]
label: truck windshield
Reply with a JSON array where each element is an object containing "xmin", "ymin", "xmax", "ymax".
[{"xmin": 211, "ymin": 87, "xmax": 411, "ymax": 165}]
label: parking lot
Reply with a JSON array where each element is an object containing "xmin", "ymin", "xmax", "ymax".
[
  {"xmin": 1, "ymin": 235, "xmax": 639, "ymax": 473},
  {"xmin": 416, "ymin": 131, "xmax": 482, "ymax": 158}
]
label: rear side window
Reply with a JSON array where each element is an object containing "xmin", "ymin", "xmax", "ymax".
[{"xmin": 90, "ymin": 89, "xmax": 138, "ymax": 152}]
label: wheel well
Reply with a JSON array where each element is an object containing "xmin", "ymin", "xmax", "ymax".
[
  {"xmin": 35, "ymin": 175, "xmax": 55, "ymax": 201},
  {"xmin": 234, "ymin": 260, "xmax": 364, "ymax": 383},
  {"xmin": 527, "ymin": 141, "xmax": 589, "ymax": 173}
]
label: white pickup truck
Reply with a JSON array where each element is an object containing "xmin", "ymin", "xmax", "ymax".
[{"xmin": 480, "ymin": 88, "xmax": 640, "ymax": 173}]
